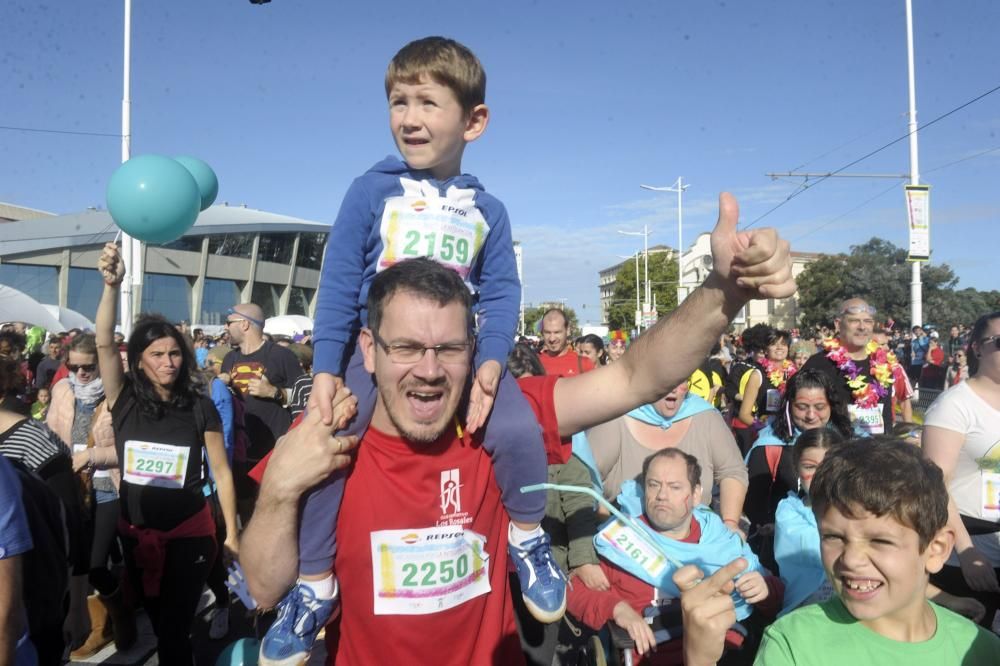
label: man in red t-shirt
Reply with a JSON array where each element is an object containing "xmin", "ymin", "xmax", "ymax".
[
  {"xmin": 538, "ymin": 308, "xmax": 594, "ymax": 377},
  {"xmin": 241, "ymin": 193, "xmax": 795, "ymax": 665}
]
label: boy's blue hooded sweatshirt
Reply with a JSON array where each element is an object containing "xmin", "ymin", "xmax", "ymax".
[{"xmin": 312, "ymin": 157, "xmax": 521, "ymax": 375}]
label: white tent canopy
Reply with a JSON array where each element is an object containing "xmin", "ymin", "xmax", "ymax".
[
  {"xmin": 0, "ymin": 285, "xmax": 63, "ymax": 331},
  {"xmin": 43, "ymin": 304, "xmax": 95, "ymax": 332},
  {"xmin": 263, "ymin": 314, "xmax": 313, "ymax": 338}
]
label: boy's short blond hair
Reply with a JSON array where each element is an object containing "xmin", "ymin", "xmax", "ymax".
[
  {"xmin": 385, "ymin": 36, "xmax": 486, "ymax": 114},
  {"xmin": 809, "ymin": 435, "xmax": 948, "ymax": 550}
]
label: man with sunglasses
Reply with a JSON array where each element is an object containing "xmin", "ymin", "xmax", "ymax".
[
  {"xmin": 218, "ymin": 303, "xmax": 304, "ymax": 519},
  {"xmin": 801, "ymin": 298, "xmax": 897, "ymax": 435},
  {"xmin": 241, "ymin": 193, "xmax": 797, "ymax": 665}
]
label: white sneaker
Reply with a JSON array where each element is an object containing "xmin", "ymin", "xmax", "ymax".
[{"xmin": 208, "ymin": 607, "xmax": 230, "ymax": 640}]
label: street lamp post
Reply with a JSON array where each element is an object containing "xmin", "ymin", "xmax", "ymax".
[
  {"xmin": 641, "ymin": 178, "xmax": 691, "ymax": 303},
  {"xmin": 616, "ymin": 252, "xmax": 641, "ymax": 332},
  {"xmin": 618, "ymin": 226, "xmax": 651, "ymax": 330}
]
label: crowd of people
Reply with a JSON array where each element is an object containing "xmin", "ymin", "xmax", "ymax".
[{"xmin": 3, "ymin": 35, "xmax": 999, "ymax": 666}]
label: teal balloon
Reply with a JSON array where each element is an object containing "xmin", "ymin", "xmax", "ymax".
[
  {"xmin": 215, "ymin": 638, "xmax": 260, "ymax": 666},
  {"xmin": 174, "ymin": 155, "xmax": 219, "ymax": 211},
  {"xmin": 106, "ymin": 154, "xmax": 201, "ymax": 244}
]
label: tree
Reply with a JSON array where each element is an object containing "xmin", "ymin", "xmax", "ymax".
[
  {"xmin": 796, "ymin": 237, "xmax": 964, "ymax": 330},
  {"xmin": 524, "ymin": 305, "xmax": 580, "ymax": 336},
  {"xmin": 606, "ymin": 252, "xmax": 679, "ymax": 331},
  {"xmin": 795, "ymin": 253, "xmax": 849, "ymax": 331}
]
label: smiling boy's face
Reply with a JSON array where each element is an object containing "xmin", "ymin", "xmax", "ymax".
[{"xmin": 819, "ymin": 503, "xmax": 953, "ymax": 638}]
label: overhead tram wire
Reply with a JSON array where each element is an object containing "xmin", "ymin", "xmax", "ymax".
[
  {"xmin": 923, "ymin": 144, "xmax": 1000, "ymax": 174},
  {"xmin": 790, "ymin": 142, "xmax": 1000, "ymax": 242},
  {"xmin": 742, "ymin": 81, "xmax": 1000, "ymax": 229},
  {"xmin": 0, "ymin": 124, "xmax": 122, "ymax": 138},
  {"xmin": 788, "ymin": 114, "xmax": 906, "ymax": 173},
  {"xmin": 791, "ymin": 181, "xmax": 901, "ymax": 242}
]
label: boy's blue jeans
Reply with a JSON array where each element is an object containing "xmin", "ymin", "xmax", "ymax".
[{"xmin": 297, "ymin": 343, "xmax": 548, "ymax": 575}]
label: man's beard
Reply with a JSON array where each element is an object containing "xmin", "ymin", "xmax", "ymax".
[{"xmin": 379, "ymin": 379, "xmax": 457, "ymax": 445}]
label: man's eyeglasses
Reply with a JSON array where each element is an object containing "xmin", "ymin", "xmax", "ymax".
[
  {"xmin": 372, "ymin": 332, "xmax": 471, "ymax": 364},
  {"xmin": 841, "ymin": 304, "xmax": 877, "ymax": 316},
  {"xmin": 979, "ymin": 335, "xmax": 1000, "ymax": 351},
  {"xmin": 67, "ymin": 363, "xmax": 97, "ymax": 373}
]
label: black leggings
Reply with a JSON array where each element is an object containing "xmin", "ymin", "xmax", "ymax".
[
  {"xmin": 930, "ymin": 563, "xmax": 1000, "ymax": 628},
  {"xmin": 205, "ymin": 498, "xmax": 231, "ymax": 610},
  {"xmin": 123, "ymin": 534, "xmax": 216, "ymax": 666},
  {"xmin": 88, "ymin": 499, "xmax": 121, "ymax": 595}
]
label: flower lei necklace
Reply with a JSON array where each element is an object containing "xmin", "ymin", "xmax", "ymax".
[
  {"xmin": 760, "ymin": 358, "xmax": 797, "ymax": 394},
  {"xmin": 823, "ymin": 338, "xmax": 897, "ymax": 409}
]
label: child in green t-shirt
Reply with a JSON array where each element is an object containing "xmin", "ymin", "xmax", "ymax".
[
  {"xmin": 755, "ymin": 436, "xmax": 1000, "ymax": 665},
  {"xmin": 30, "ymin": 386, "xmax": 50, "ymax": 421}
]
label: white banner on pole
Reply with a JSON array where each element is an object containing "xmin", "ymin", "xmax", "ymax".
[{"xmin": 905, "ymin": 185, "xmax": 930, "ymax": 262}]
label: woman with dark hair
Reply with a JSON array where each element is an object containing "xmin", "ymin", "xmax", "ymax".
[
  {"xmin": 924, "ymin": 311, "xmax": 1000, "ymax": 627},
  {"xmin": 742, "ymin": 368, "xmax": 853, "ymax": 569},
  {"xmin": 95, "ymin": 243, "xmax": 239, "ymax": 664},
  {"xmin": 507, "ymin": 342, "xmax": 546, "ymax": 378},
  {"xmin": 728, "ymin": 323, "xmax": 773, "ymax": 454},
  {"xmin": 577, "ymin": 334, "xmax": 608, "ymax": 367}
]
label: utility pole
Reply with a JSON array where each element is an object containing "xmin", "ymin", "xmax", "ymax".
[
  {"xmin": 767, "ymin": 1, "xmax": 924, "ymax": 327},
  {"xmin": 905, "ymin": 0, "xmax": 923, "ymax": 327}
]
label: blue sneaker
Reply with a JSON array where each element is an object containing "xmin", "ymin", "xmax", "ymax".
[
  {"xmin": 509, "ymin": 533, "xmax": 567, "ymax": 623},
  {"xmin": 259, "ymin": 583, "xmax": 336, "ymax": 666}
]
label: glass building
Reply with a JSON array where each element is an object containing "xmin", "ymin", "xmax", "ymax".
[{"xmin": 0, "ymin": 202, "xmax": 329, "ymax": 327}]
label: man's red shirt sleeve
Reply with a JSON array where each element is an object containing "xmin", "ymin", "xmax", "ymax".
[{"xmin": 516, "ymin": 375, "xmax": 571, "ymax": 464}]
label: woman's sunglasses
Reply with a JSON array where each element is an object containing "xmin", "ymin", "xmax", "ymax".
[
  {"xmin": 979, "ymin": 335, "xmax": 1000, "ymax": 351},
  {"xmin": 67, "ymin": 363, "xmax": 97, "ymax": 373}
]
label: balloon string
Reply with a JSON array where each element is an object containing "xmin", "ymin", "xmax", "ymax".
[{"xmin": 520, "ymin": 483, "xmax": 686, "ymax": 569}]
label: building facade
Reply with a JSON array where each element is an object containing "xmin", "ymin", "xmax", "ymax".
[
  {"xmin": 598, "ymin": 233, "xmax": 818, "ymax": 331},
  {"xmin": 0, "ymin": 202, "xmax": 328, "ymax": 327}
]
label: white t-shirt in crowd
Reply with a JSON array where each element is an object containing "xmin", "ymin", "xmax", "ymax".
[{"xmin": 924, "ymin": 380, "xmax": 1000, "ymax": 565}]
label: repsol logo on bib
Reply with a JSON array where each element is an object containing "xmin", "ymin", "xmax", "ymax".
[
  {"xmin": 441, "ymin": 205, "xmax": 468, "ymax": 216},
  {"xmin": 399, "ymin": 531, "xmax": 464, "ymax": 544}
]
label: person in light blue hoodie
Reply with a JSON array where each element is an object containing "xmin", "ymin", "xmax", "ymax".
[{"xmin": 743, "ymin": 369, "xmax": 853, "ymax": 570}]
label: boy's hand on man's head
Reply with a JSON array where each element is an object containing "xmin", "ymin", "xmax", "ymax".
[
  {"xmin": 466, "ymin": 360, "xmax": 501, "ymax": 434},
  {"xmin": 309, "ymin": 373, "xmax": 345, "ymax": 427},
  {"xmin": 708, "ymin": 193, "xmax": 796, "ymax": 303}
]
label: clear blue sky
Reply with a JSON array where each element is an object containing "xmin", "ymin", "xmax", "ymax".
[{"xmin": 4, "ymin": 1, "xmax": 998, "ymax": 324}]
